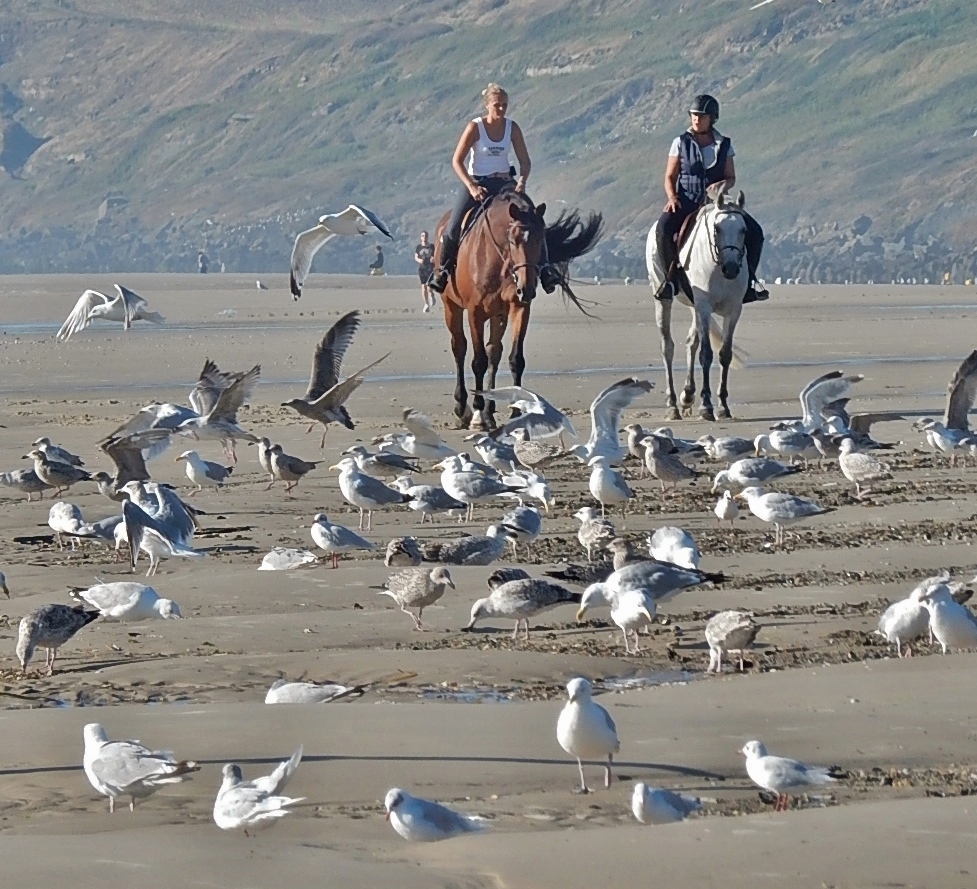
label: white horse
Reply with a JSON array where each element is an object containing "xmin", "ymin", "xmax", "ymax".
[{"xmin": 645, "ymin": 186, "xmax": 749, "ymax": 422}]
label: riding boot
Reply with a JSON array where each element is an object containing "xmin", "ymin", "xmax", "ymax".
[
  {"xmin": 743, "ymin": 222, "xmax": 768, "ymax": 304},
  {"xmin": 654, "ymin": 229, "xmax": 677, "ymax": 301},
  {"xmin": 428, "ymin": 235, "xmax": 458, "ymax": 294}
]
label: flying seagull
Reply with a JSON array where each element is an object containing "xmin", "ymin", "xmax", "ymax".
[
  {"xmin": 281, "ymin": 310, "xmax": 389, "ymax": 447},
  {"xmin": 56, "ymin": 284, "xmax": 165, "ymax": 342},
  {"xmin": 290, "ymin": 205, "xmax": 392, "ymax": 300}
]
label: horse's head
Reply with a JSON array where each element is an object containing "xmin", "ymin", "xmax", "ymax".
[
  {"xmin": 713, "ymin": 191, "xmax": 747, "ymax": 281},
  {"xmin": 504, "ymin": 199, "xmax": 546, "ymax": 303}
]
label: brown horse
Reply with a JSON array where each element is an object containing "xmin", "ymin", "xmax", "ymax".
[{"xmin": 434, "ymin": 190, "xmax": 603, "ymax": 429}]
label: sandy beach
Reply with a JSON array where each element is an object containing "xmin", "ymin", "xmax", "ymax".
[{"xmin": 0, "ymin": 273, "xmax": 975, "ymax": 887}]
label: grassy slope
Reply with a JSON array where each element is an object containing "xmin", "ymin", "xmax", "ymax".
[{"xmin": 0, "ymin": 0, "xmax": 974, "ymax": 270}]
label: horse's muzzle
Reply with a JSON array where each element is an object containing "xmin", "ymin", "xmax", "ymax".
[
  {"xmin": 721, "ymin": 261, "xmax": 742, "ymax": 280},
  {"xmin": 515, "ymin": 286, "xmax": 537, "ymax": 304}
]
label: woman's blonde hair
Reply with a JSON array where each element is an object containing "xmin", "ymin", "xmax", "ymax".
[{"xmin": 482, "ymin": 82, "xmax": 508, "ymax": 105}]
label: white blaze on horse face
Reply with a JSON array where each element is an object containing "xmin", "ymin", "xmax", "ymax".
[{"xmin": 714, "ymin": 209, "xmax": 747, "ymax": 281}]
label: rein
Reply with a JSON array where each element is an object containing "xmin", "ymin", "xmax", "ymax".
[
  {"xmin": 481, "ymin": 198, "xmax": 542, "ymax": 287},
  {"xmin": 705, "ymin": 205, "xmax": 747, "ymax": 268}
]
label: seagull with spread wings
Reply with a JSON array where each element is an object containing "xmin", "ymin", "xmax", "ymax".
[
  {"xmin": 56, "ymin": 284, "xmax": 165, "ymax": 342},
  {"xmin": 176, "ymin": 362, "xmax": 260, "ymax": 463},
  {"xmin": 281, "ymin": 310, "xmax": 389, "ymax": 447},
  {"xmin": 568, "ymin": 378, "xmax": 655, "ymax": 464},
  {"xmin": 290, "ymin": 205, "xmax": 393, "ymax": 300}
]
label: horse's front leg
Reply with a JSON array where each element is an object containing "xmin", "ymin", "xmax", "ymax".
[
  {"xmin": 716, "ymin": 309, "xmax": 742, "ymax": 420},
  {"xmin": 655, "ymin": 298, "xmax": 680, "ymax": 421},
  {"xmin": 444, "ymin": 300, "xmax": 471, "ymax": 427},
  {"xmin": 696, "ymin": 308, "xmax": 715, "ymax": 422},
  {"xmin": 680, "ymin": 312, "xmax": 699, "ymax": 417},
  {"xmin": 507, "ymin": 302, "xmax": 531, "ymax": 388},
  {"xmin": 483, "ymin": 312, "xmax": 507, "ymax": 429},
  {"xmin": 467, "ymin": 310, "xmax": 491, "ymax": 431}
]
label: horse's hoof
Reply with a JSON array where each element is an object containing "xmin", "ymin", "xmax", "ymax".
[
  {"xmin": 469, "ymin": 410, "xmax": 487, "ymax": 432},
  {"xmin": 665, "ymin": 406, "xmax": 681, "ymax": 421},
  {"xmin": 717, "ymin": 407, "xmax": 732, "ymax": 420},
  {"xmin": 700, "ymin": 407, "xmax": 716, "ymax": 422}
]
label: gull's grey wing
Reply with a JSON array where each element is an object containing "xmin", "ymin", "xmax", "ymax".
[
  {"xmin": 944, "ymin": 350, "xmax": 977, "ymax": 431},
  {"xmin": 189, "ymin": 359, "xmax": 234, "ymax": 416},
  {"xmin": 99, "ymin": 433, "xmax": 159, "ymax": 485},
  {"xmin": 309, "ymin": 353, "xmax": 390, "ymax": 410},
  {"xmin": 306, "ymin": 311, "xmax": 361, "ymax": 400},
  {"xmin": 252, "ymin": 746, "xmax": 303, "ymax": 796},
  {"xmin": 589, "ymin": 378, "xmax": 654, "ymax": 447},
  {"xmin": 347, "ymin": 204, "xmax": 393, "ymax": 239},
  {"xmin": 209, "ymin": 364, "xmax": 260, "ymax": 420},
  {"xmin": 290, "ymin": 226, "xmax": 337, "ymax": 299}
]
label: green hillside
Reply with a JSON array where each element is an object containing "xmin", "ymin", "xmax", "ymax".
[{"xmin": 0, "ymin": 0, "xmax": 974, "ymax": 280}]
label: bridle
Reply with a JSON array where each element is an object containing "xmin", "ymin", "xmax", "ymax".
[
  {"xmin": 707, "ymin": 204, "xmax": 747, "ymax": 269},
  {"xmin": 482, "ymin": 197, "xmax": 543, "ymax": 288}
]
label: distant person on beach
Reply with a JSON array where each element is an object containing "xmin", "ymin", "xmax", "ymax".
[
  {"xmin": 414, "ymin": 230, "xmax": 436, "ymax": 312},
  {"xmin": 652, "ymin": 93, "xmax": 767, "ymax": 304},
  {"xmin": 369, "ymin": 245, "xmax": 385, "ymax": 276},
  {"xmin": 197, "ymin": 251, "xmax": 209, "ymax": 274}
]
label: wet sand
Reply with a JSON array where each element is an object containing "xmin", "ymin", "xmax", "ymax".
[{"xmin": 0, "ymin": 273, "xmax": 976, "ymax": 887}]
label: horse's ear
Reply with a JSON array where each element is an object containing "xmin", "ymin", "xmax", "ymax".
[
  {"xmin": 509, "ymin": 203, "xmax": 520, "ymax": 220},
  {"xmin": 737, "ymin": 190, "xmax": 745, "ymax": 208},
  {"xmin": 717, "ymin": 191, "xmax": 726, "ymax": 209},
  {"xmin": 536, "ymin": 203, "xmax": 546, "ymax": 219}
]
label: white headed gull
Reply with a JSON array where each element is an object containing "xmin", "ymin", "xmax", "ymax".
[
  {"xmin": 741, "ymin": 739, "xmax": 837, "ymax": 811},
  {"xmin": 556, "ymin": 677, "xmax": 620, "ymax": 793},
  {"xmin": 384, "ymin": 788, "xmax": 486, "ymax": 842},
  {"xmin": 631, "ymin": 782, "xmax": 701, "ymax": 824},
  {"xmin": 213, "ymin": 746, "xmax": 304, "ymax": 834}
]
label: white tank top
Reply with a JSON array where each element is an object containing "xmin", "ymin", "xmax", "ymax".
[{"xmin": 466, "ymin": 117, "xmax": 513, "ymax": 177}]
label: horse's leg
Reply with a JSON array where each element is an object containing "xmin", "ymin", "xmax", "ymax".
[
  {"xmin": 508, "ymin": 302, "xmax": 531, "ymax": 388},
  {"xmin": 655, "ymin": 297, "xmax": 680, "ymax": 421},
  {"xmin": 717, "ymin": 309, "xmax": 742, "ymax": 420},
  {"xmin": 467, "ymin": 309, "xmax": 491, "ymax": 431},
  {"xmin": 680, "ymin": 310, "xmax": 699, "ymax": 417},
  {"xmin": 483, "ymin": 312, "xmax": 507, "ymax": 429},
  {"xmin": 444, "ymin": 299, "xmax": 472, "ymax": 427},
  {"xmin": 696, "ymin": 307, "xmax": 716, "ymax": 422}
]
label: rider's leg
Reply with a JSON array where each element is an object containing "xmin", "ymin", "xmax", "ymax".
[
  {"xmin": 743, "ymin": 212, "xmax": 768, "ymax": 303},
  {"xmin": 429, "ymin": 189, "xmax": 478, "ymax": 294},
  {"xmin": 654, "ymin": 209, "xmax": 683, "ymax": 301}
]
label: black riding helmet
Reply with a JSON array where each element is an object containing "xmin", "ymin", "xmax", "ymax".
[{"xmin": 690, "ymin": 94, "xmax": 720, "ymax": 122}]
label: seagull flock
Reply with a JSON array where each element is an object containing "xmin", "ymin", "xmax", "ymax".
[{"xmin": 6, "ymin": 275, "xmax": 977, "ymax": 839}]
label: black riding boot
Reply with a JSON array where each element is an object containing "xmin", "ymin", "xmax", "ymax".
[
  {"xmin": 539, "ymin": 264, "xmax": 561, "ymax": 294},
  {"xmin": 743, "ymin": 220, "xmax": 768, "ymax": 303},
  {"xmin": 428, "ymin": 235, "xmax": 458, "ymax": 294},
  {"xmin": 654, "ymin": 227, "xmax": 677, "ymax": 301}
]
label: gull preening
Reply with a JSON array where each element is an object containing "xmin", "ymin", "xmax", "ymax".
[
  {"xmin": 556, "ymin": 677, "xmax": 620, "ymax": 793},
  {"xmin": 918, "ymin": 578, "xmax": 977, "ymax": 653},
  {"xmin": 16, "ymin": 604, "xmax": 99, "ymax": 674},
  {"xmin": 714, "ymin": 490, "xmax": 739, "ymax": 526},
  {"xmin": 384, "ymin": 536, "xmax": 423, "ymax": 567},
  {"xmin": 83, "ymin": 723, "xmax": 199, "ymax": 812},
  {"xmin": 876, "ymin": 575, "xmax": 938, "ymax": 657},
  {"xmin": 705, "ymin": 610, "xmax": 759, "ymax": 672},
  {"xmin": 384, "ymin": 788, "xmax": 486, "ymax": 842},
  {"xmin": 631, "ymin": 783, "xmax": 701, "ymax": 824},
  {"xmin": 281, "ymin": 311, "xmax": 390, "ymax": 447},
  {"xmin": 290, "ymin": 205, "xmax": 392, "ymax": 300},
  {"xmin": 647, "ymin": 526, "xmax": 701, "ymax": 570},
  {"xmin": 741, "ymin": 740, "xmax": 837, "ymax": 812},
  {"xmin": 569, "ymin": 377, "xmax": 654, "ymax": 464},
  {"xmin": 56, "ymin": 284, "xmax": 165, "ymax": 342},
  {"xmin": 213, "ymin": 746, "xmax": 304, "ymax": 834},
  {"xmin": 577, "ymin": 584, "xmax": 656, "ymax": 653}
]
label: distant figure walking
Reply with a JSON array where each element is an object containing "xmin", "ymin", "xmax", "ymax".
[
  {"xmin": 415, "ymin": 230, "xmax": 436, "ymax": 312},
  {"xmin": 369, "ymin": 245, "xmax": 385, "ymax": 276},
  {"xmin": 197, "ymin": 251, "xmax": 209, "ymax": 274}
]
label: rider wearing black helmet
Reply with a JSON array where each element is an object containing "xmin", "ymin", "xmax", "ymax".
[{"xmin": 653, "ymin": 94, "xmax": 767, "ymax": 303}]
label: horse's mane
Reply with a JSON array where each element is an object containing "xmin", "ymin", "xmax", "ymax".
[{"xmin": 545, "ymin": 209, "xmax": 604, "ymax": 265}]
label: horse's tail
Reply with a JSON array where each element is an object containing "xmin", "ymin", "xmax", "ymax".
[
  {"xmin": 708, "ymin": 316, "xmax": 748, "ymax": 370},
  {"xmin": 544, "ymin": 210, "xmax": 604, "ymax": 266}
]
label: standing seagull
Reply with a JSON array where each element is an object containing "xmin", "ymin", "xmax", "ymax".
[
  {"xmin": 330, "ymin": 456, "xmax": 412, "ymax": 531},
  {"xmin": 556, "ymin": 677, "xmax": 620, "ymax": 794},
  {"xmin": 741, "ymin": 740, "xmax": 837, "ymax": 812},
  {"xmin": 213, "ymin": 747, "xmax": 304, "ymax": 834},
  {"xmin": 838, "ymin": 438, "xmax": 891, "ymax": 499},
  {"xmin": 16, "ymin": 604, "xmax": 99, "ymax": 674},
  {"xmin": 269, "ymin": 445, "xmax": 319, "ymax": 494},
  {"xmin": 378, "ymin": 566, "xmax": 455, "ymax": 630},
  {"xmin": 736, "ymin": 486, "xmax": 833, "ymax": 548},
  {"xmin": 310, "ymin": 512, "xmax": 374, "ymax": 568},
  {"xmin": 290, "ymin": 205, "xmax": 392, "ymax": 299},
  {"xmin": 56, "ymin": 284, "xmax": 165, "ymax": 342},
  {"xmin": 83, "ymin": 723, "xmax": 199, "ymax": 813},
  {"xmin": 175, "ymin": 450, "xmax": 233, "ymax": 495},
  {"xmin": 588, "ymin": 455, "xmax": 633, "ymax": 518},
  {"xmin": 281, "ymin": 311, "xmax": 390, "ymax": 447}
]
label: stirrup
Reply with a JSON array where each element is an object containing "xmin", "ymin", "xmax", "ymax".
[{"xmin": 653, "ymin": 279, "xmax": 675, "ymax": 302}]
